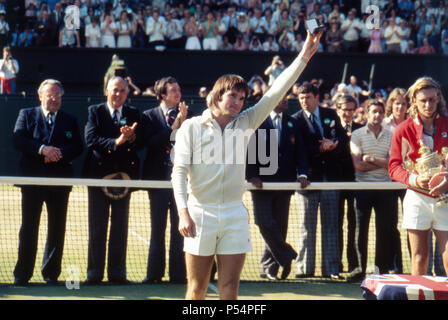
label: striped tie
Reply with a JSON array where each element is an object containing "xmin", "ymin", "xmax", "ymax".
[{"xmin": 47, "ymin": 112, "xmax": 54, "ymax": 130}]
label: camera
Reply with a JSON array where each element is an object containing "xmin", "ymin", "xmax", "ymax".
[{"xmin": 305, "ymin": 18, "xmax": 325, "ymax": 34}]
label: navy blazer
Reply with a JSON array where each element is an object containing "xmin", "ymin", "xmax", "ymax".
[
  {"xmin": 246, "ymin": 113, "xmax": 308, "ymax": 183},
  {"xmin": 82, "ymin": 103, "xmax": 143, "ymax": 179},
  {"xmin": 13, "ymin": 106, "xmax": 83, "ymax": 178},
  {"xmin": 292, "ymin": 106, "xmax": 349, "ymax": 182},
  {"xmin": 141, "ymin": 105, "xmax": 193, "ymax": 180}
]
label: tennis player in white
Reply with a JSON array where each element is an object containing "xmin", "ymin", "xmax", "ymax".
[{"xmin": 171, "ymin": 31, "xmax": 322, "ymax": 300}]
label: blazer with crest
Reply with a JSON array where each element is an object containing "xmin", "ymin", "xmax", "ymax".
[
  {"xmin": 292, "ymin": 106, "xmax": 349, "ymax": 182},
  {"xmin": 13, "ymin": 106, "xmax": 83, "ymax": 178},
  {"xmin": 83, "ymin": 103, "xmax": 142, "ymax": 180}
]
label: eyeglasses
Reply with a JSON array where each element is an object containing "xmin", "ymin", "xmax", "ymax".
[
  {"xmin": 341, "ymin": 108, "xmax": 355, "ymax": 112},
  {"xmin": 44, "ymin": 93, "xmax": 62, "ymax": 99}
]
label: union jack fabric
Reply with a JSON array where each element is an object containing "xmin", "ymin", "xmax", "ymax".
[{"xmin": 361, "ymin": 274, "xmax": 448, "ymax": 300}]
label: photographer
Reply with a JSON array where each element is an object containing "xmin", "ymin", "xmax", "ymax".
[
  {"xmin": 264, "ymin": 55, "xmax": 285, "ymax": 86},
  {"xmin": 0, "ymin": 47, "xmax": 19, "ymax": 95},
  {"xmin": 249, "ymin": 36, "xmax": 263, "ymax": 51}
]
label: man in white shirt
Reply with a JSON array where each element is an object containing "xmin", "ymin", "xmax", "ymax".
[
  {"xmin": 341, "ymin": 9, "xmax": 362, "ymax": 52},
  {"xmin": 384, "ymin": 17, "xmax": 405, "ymax": 53},
  {"xmin": 171, "ymin": 31, "xmax": 322, "ymax": 300}
]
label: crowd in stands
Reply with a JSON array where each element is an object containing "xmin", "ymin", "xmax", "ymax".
[{"xmin": 1, "ymin": 0, "xmax": 448, "ymax": 54}]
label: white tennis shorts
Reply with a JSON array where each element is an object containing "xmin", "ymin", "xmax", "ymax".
[
  {"xmin": 184, "ymin": 201, "xmax": 253, "ymax": 256},
  {"xmin": 402, "ymin": 189, "xmax": 448, "ymax": 231}
]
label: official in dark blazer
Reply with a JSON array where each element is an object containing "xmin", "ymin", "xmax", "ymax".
[
  {"xmin": 247, "ymin": 96, "xmax": 309, "ymax": 280},
  {"xmin": 141, "ymin": 77, "xmax": 189, "ymax": 283},
  {"xmin": 334, "ymin": 95, "xmax": 364, "ymax": 274},
  {"xmin": 291, "ymin": 82, "xmax": 349, "ymax": 279},
  {"xmin": 82, "ymin": 76, "xmax": 142, "ymax": 284},
  {"xmin": 12, "ymin": 79, "xmax": 83, "ymax": 285}
]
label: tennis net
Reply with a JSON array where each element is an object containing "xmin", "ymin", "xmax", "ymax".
[{"xmin": 0, "ymin": 176, "xmax": 432, "ymax": 284}]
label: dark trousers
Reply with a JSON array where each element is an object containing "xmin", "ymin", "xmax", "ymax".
[
  {"xmin": 14, "ymin": 186, "xmax": 70, "ymax": 282},
  {"xmin": 146, "ymin": 189, "xmax": 185, "ymax": 281},
  {"xmin": 252, "ymin": 190, "xmax": 297, "ymax": 276},
  {"xmin": 87, "ymin": 187, "xmax": 130, "ymax": 281},
  {"xmin": 338, "ymin": 190, "xmax": 357, "ymax": 272},
  {"xmin": 354, "ymin": 189, "xmax": 400, "ymax": 274}
]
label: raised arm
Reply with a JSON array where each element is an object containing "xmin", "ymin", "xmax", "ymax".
[{"xmin": 245, "ymin": 30, "xmax": 322, "ymax": 130}]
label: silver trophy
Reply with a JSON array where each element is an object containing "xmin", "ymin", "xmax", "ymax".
[{"xmin": 404, "ymin": 140, "xmax": 448, "ymax": 206}]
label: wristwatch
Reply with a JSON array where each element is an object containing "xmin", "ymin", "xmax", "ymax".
[{"xmin": 369, "ymin": 156, "xmax": 375, "ymax": 162}]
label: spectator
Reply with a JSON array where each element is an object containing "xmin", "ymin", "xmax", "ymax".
[
  {"xmin": 346, "ymin": 75, "xmax": 370, "ymax": 104},
  {"xmin": 101, "ymin": 13, "xmax": 117, "ymax": 48},
  {"xmin": 277, "ymin": 9, "xmax": 293, "ymax": 38},
  {"xmin": 132, "ymin": 9, "xmax": 148, "ymax": 48},
  {"xmin": 328, "ymin": 4, "xmax": 345, "ymax": 25},
  {"xmin": 384, "ymin": 17, "xmax": 405, "ymax": 53},
  {"xmin": 418, "ymin": 37, "xmax": 436, "ymax": 53},
  {"xmin": 368, "ymin": 26, "xmax": 383, "ymax": 53},
  {"xmin": 263, "ymin": 34, "xmax": 279, "ymax": 51},
  {"xmin": 290, "ymin": 0, "xmax": 302, "ymax": 17},
  {"xmin": 215, "ymin": 11, "xmax": 227, "ymax": 49},
  {"xmin": 165, "ymin": 10, "xmax": 184, "ymax": 49},
  {"xmin": 416, "ymin": 6, "xmax": 429, "ymax": 46},
  {"xmin": 18, "ymin": 23, "xmax": 35, "ymax": 47},
  {"xmin": 354, "ymin": 106, "xmax": 367, "ymax": 126},
  {"xmin": 383, "ymin": 87, "xmax": 409, "ymax": 133},
  {"xmin": 219, "ymin": 35, "xmax": 233, "ymax": 50},
  {"xmin": 237, "ymin": 12, "xmax": 250, "ymax": 42},
  {"xmin": 83, "ymin": 76, "xmax": 142, "ymax": 285},
  {"xmin": 346, "ymin": 99, "xmax": 398, "ymax": 282},
  {"xmin": 404, "ymin": 39, "xmax": 418, "ymax": 53},
  {"xmin": 291, "ymin": 33, "xmax": 305, "ymax": 52},
  {"xmin": 398, "ymin": 0, "xmax": 415, "ymax": 19},
  {"xmin": 425, "ymin": 15, "xmax": 440, "ymax": 52},
  {"xmin": 85, "ymin": 16, "xmax": 101, "ymax": 48},
  {"xmin": 341, "ymin": 9, "xmax": 362, "ymax": 52},
  {"xmin": 326, "ymin": 19, "xmax": 344, "ymax": 53},
  {"xmin": 334, "ymin": 95, "xmax": 363, "ymax": 275},
  {"xmin": 0, "ymin": 10, "xmax": 9, "ymax": 48},
  {"xmin": 116, "ymin": 11, "xmax": 133, "ymax": 48},
  {"xmin": 184, "ymin": 15, "xmax": 201, "ymax": 50},
  {"xmin": 9, "ymin": 24, "xmax": 20, "ymax": 47},
  {"xmin": 0, "ymin": 47, "xmax": 19, "ymax": 95},
  {"xmin": 278, "ymin": 34, "xmax": 292, "ymax": 52},
  {"xmin": 141, "ymin": 76, "xmax": 189, "ymax": 284},
  {"xmin": 264, "ymin": 9, "xmax": 278, "ymax": 39},
  {"xmin": 264, "ymin": 55, "xmax": 285, "ymax": 86},
  {"xmin": 222, "ymin": 5, "xmax": 238, "ymax": 43},
  {"xmin": 35, "ymin": 10, "xmax": 56, "ymax": 46},
  {"xmin": 292, "ymin": 82, "xmax": 347, "ymax": 280},
  {"xmin": 250, "ymin": 8, "xmax": 267, "ymax": 42},
  {"xmin": 442, "ymin": 23, "xmax": 448, "ymax": 54},
  {"xmin": 201, "ymin": 12, "xmax": 219, "ymax": 50},
  {"xmin": 146, "ymin": 8, "xmax": 166, "ymax": 50},
  {"xmin": 249, "ymin": 35, "xmax": 263, "ymax": 51},
  {"xmin": 59, "ymin": 24, "xmax": 81, "ymax": 48},
  {"xmin": 233, "ymin": 33, "xmax": 248, "ymax": 50},
  {"xmin": 12, "ymin": 79, "xmax": 83, "ymax": 286},
  {"xmin": 399, "ymin": 19, "xmax": 411, "ymax": 53}
]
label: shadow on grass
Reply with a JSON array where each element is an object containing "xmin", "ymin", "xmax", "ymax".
[{"xmin": 0, "ymin": 279, "xmax": 363, "ymax": 300}]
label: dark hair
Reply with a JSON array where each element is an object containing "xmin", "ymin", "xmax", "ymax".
[
  {"xmin": 364, "ymin": 99, "xmax": 385, "ymax": 113},
  {"xmin": 297, "ymin": 82, "xmax": 319, "ymax": 97},
  {"xmin": 154, "ymin": 76, "xmax": 178, "ymax": 101}
]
